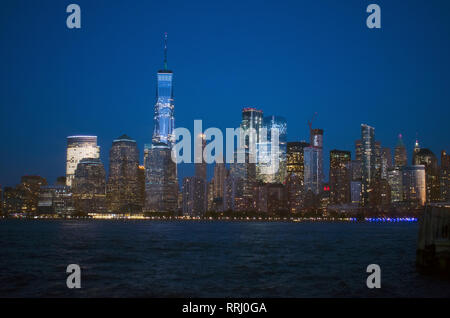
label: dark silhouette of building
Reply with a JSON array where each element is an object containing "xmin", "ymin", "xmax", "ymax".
[
  {"xmin": 145, "ymin": 143, "xmax": 178, "ymax": 212},
  {"xmin": 413, "ymin": 147, "xmax": 440, "ymax": 202},
  {"xmin": 361, "ymin": 124, "xmax": 376, "ymax": 207},
  {"xmin": 182, "ymin": 176, "xmax": 207, "ymax": 216},
  {"xmin": 72, "ymin": 158, "xmax": 106, "ymax": 215},
  {"xmin": 304, "ymin": 129, "xmax": 324, "ymax": 195},
  {"xmin": 107, "ymin": 135, "xmax": 142, "ymax": 214},
  {"xmin": 329, "ymin": 150, "xmax": 351, "ymax": 204}
]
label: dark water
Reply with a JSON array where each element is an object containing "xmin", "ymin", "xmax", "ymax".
[{"xmin": 0, "ymin": 220, "xmax": 449, "ymax": 298}]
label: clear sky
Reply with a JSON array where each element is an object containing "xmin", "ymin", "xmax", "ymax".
[{"xmin": 1, "ymin": 0, "xmax": 449, "ymax": 186}]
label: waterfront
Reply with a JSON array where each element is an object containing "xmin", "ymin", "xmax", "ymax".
[{"xmin": 0, "ymin": 220, "xmax": 449, "ymax": 298}]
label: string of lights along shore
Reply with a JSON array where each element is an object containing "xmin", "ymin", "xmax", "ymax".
[{"xmin": 1, "ymin": 34, "xmax": 449, "ymax": 219}]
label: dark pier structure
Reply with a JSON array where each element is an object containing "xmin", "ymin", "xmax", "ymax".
[{"xmin": 417, "ymin": 203, "xmax": 450, "ymax": 274}]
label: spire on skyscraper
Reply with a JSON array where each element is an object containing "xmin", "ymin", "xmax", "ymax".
[
  {"xmin": 396, "ymin": 133, "xmax": 405, "ymax": 147},
  {"xmin": 164, "ymin": 32, "xmax": 168, "ymax": 71}
]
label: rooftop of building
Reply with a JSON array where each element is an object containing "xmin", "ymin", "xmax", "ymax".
[{"xmin": 113, "ymin": 134, "xmax": 136, "ymax": 143}]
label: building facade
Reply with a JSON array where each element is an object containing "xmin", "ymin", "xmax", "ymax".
[
  {"xmin": 413, "ymin": 148, "xmax": 440, "ymax": 202},
  {"xmin": 145, "ymin": 34, "xmax": 178, "ymax": 213},
  {"xmin": 394, "ymin": 134, "xmax": 407, "ymax": 168},
  {"xmin": 304, "ymin": 129, "xmax": 324, "ymax": 195},
  {"xmin": 329, "ymin": 150, "xmax": 351, "ymax": 204},
  {"xmin": 401, "ymin": 165, "xmax": 426, "ymax": 206},
  {"xmin": 66, "ymin": 136, "xmax": 100, "ymax": 187},
  {"xmin": 72, "ymin": 158, "xmax": 107, "ymax": 214},
  {"xmin": 441, "ymin": 150, "xmax": 449, "ymax": 202},
  {"xmin": 182, "ymin": 176, "xmax": 207, "ymax": 216},
  {"xmin": 257, "ymin": 115, "xmax": 287, "ymax": 184},
  {"xmin": 361, "ymin": 124, "xmax": 375, "ymax": 206},
  {"xmin": 107, "ymin": 135, "xmax": 142, "ymax": 214}
]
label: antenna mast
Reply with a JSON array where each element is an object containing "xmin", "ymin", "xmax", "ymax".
[{"xmin": 164, "ymin": 32, "xmax": 168, "ymax": 70}]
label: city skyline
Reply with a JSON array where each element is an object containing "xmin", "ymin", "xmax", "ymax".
[{"xmin": 1, "ymin": 0, "xmax": 450, "ymax": 187}]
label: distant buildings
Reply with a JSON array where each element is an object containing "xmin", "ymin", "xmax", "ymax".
[
  {"xmin": 286, "ymin": 141, "xmax": 309, "ymax": 182},
  {"xmin": 413, "ymin": 146, "xmax": 440, "ymax": 202},
  {"xmin": 394, "ymin": 134, "xmax": 407, "ymax": 168},
  {"xmin": 329, "ymin": 150, "xmax": 351, "ymax": 204},
  {"xmin": 402, "ymin": 165, "xmax": 426, "ymax": 206},
  {"xmin": 257, "ymin": 115, "xmax": 287, "ymax": 184},
  {"xmin": 72, "ymin": 158, "xmax": 107, "ymax": 214},
  {"xmin": 241, "ymin": 107, "xmax": 263, "ymax": 151},
  {"xmin": 360, "ymin": 124, "xmax": 375, "ymax": 206},
  {"xmin": 66, "ymin": 136, "xmax": 100, "ymax": 187},
  {"xmin": 387, "ymin": 168, "xmax": 403, "ymax": 202},
  {"xmin": 286, "ymin": 141, "xmax": 309, "ymax": 213},
  {"xmin": 381, "ymin": 147, "xmax": 392, "ymax": 180},
  {"xmin": 145, "ymin": 144, "xmax": 178, "ymax": 213},
  {"xmin": 304, "ymin": 129, "xmax": 324, "ymax": 195},
  {"xmin": 107, "ymin": 135, "xmax": 143, "ymax": 214},
  {"xmin": 2, "ymin": 176, "xmax": 47, "ymax": 216},
  {"xmin": 441, "ymin": 150, "xmax": 449, "ymax": 202},
  {"xmin": 182, "ymin": 176, "xmax": 206, "ymax": 216},
  {"xmin": 213, "ymin": 160, "xmax": 227, "ymax": 200},
  {"xmin": 38, "ymin": 185, "xmax": 73, "ymax": 216}
]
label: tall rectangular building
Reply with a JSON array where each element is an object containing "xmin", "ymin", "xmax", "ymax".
[
  {"xmin": 402, "ymin": 165, "xmax": 426, "ymax": 206},
  {"xmin": 257, "ymin": 115, "xmax": 287, "ymax": 184},
  {"xmin": 304, "ymin": 129, "xmax": 324, "ymax": 195},
  {"xmin": 329, "ymin": 150, "xmax": 351, "ymax": 204},
  {"xmin": 66, "ymin": 136, "xmax": 100, "ymax": 187},
  {"xmin": 145, "ymin": 33, "xmax": 178, "ymax": 213},
  {"xmin": 441, "ymin": 150, "xmax": 450, "ymax": 201},
  {"xmin": 182, "ymin": 176, "xmax": 206, "ymax": 216},
  {"xmin": 361, "ymin": 124, "xmax": 375, "ymax": 206}
]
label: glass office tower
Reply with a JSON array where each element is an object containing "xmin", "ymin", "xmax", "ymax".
[
  {"xmin": 304, "ymin": 129, "xmax": 324, "ymax": 195},
  {"xmin": 257, "ymin": 115, "xmax": 287, "ymax": 184},
  {"xmin": 361, "ymin": 124, "xmax": 375, "ymax": 206},
  {"xmin": 152, "ymin": 34, "xmax": 175, "ymax": 148},
  {"xmin": 145, "ymin": 33, "xmax": 178, "ymax": 213}
]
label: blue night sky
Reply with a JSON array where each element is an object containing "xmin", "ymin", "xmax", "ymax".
[{"xmin": 1, "ymin": 0, "xmax": 449, "ymax": 187}]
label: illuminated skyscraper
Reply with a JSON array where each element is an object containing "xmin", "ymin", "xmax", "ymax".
[
  {"xmin": 413, "ymin": 147, "xmax": 440, "ymax": 202},
  {"xmin": 66, "ymin": 136, "xmax": 100, "ymax": 187},
  {"xmin": 361, "ymin": 124, "xmax": 375, "ymax": 206},
  {"xmin": 355, "ymin": 139, "xmax": 363, "ymax": 162},
  {"xmin": 213, "ymin": 157, "xmax": 227, "ymax": 200},
  {"xmin": 304, "ymin": 129, "xmax": 324, "ymax": 195},
  {"xmin": 387, "ymin": 168, "xmax": 402, "ymax": 202},
  {"xmin": 72, "ymin": 158, "xmax": 106, "ymax": 215},
  {"xmin": 182, "ymin": 176, "xmax": 206, "ymax": 216},
  {"xmin": 145, "ymin": 144, "xmax": 178, "ymax": 213},
  {"xmin": 381, "ymin": 147, "xmax": 392, "ymax": 180},
  {"xmin": 107, "ymin": 135, "xmax": 142, "ymax": 214},
  {"xmin": 241, "ymin": 107, "xmax": 263, "ymax": 151},
  {"xmin": 257, "ymin": 115, "xmax": 287, "ymax": 184},
  {"xmin": 402, "ymin": 165, "xmax": 426, "ymax": 206},
  {"xmin": 329, "ymin": 150, "xmax": 351, "ymax": 204},
  {"xmin": 145, "ymin": 34, "xmax": 178, "ymax": 213},
  {"xmin": 286, "ymin": 141, "xmax": 309, "ymax": 181},
  {"xmin": 286, "ymin": 141, "xmax": 309, "ymax": 213},
  {"xmin": 394, "ymin": 134, "xmax": 407, "ymax": 168},
  {"xmin": 152, "ymin": 33, "xmax": 175, "ymax": 147},
  {"xmin": 413, "ymin": 138, "xmax": 421, "ymax": 164},
  {"xmin": 195, "ymin": 133, "xmax": 207, "ymax": 181}
]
